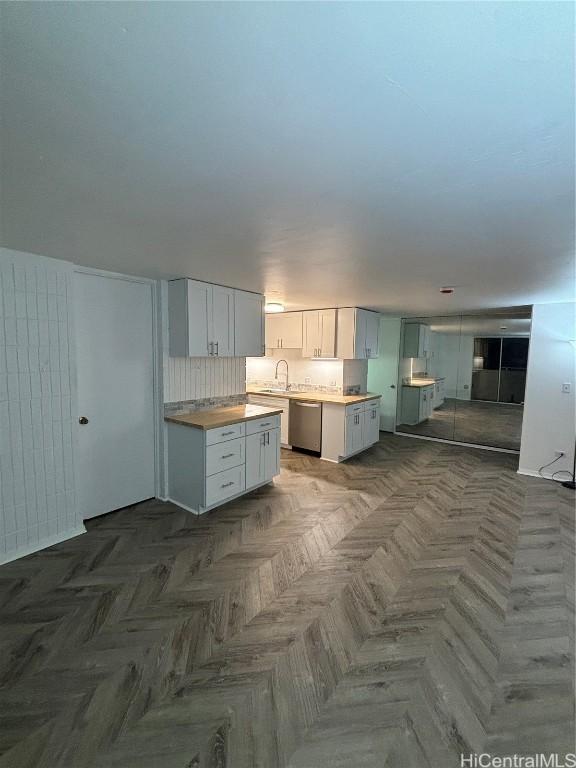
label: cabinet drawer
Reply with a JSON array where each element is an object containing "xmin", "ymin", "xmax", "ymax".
[
  {"xmin": 205, "ymin": 465, "xmax": 245, "ymax": 507},
  {"xmin": 246, "ymin": 414, "xmax": 280, "ymax": 435},
  {"xmin": 362, "ymin": 399, "xmax": 380, "ymax": 411},
  {"xmin": 206, "ymin": 437, "xmax": 245, "ymax": 476},
  {"xmin": 206, "ymin": 422, "xmax": 246, "ymax": 445},
  {"xmin": 346, "ymin": 402, "xmax": 365, "ymax": 416}
]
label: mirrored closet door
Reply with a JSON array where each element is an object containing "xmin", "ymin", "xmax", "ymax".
[{"xmin": 396, "ymin": 309, "xmax": 531, "ymax": 451}]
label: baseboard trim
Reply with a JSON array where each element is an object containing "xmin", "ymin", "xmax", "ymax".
[
  {"xmin": 517, "ymin": 467, "xmax": 573, "ymax": 483},
  {"xmin": 165, "ymin": 497, "xmax": 200, "ymax": 515},
  {"xmin": 394, "ymin": 431, "xmax": 519, "ymax": 455},
  {"xmin": 0, "ymin": 526, "xmax": 87, "ymax": 566}
]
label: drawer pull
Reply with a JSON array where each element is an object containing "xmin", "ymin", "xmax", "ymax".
[
  {"xmin": 221, "ymin": 453, "xmax": 234, "ymax": 459},
  {"xmin": 221, "ymin": 481, "xmax": 235, "ymax": 488},
  {"xmin": 221, "ymin": 430, "xmax": 235, "ymax": 436},
  {"xmin": 259, "ymin": 422, "xmax": 271, "ymax": 427}
]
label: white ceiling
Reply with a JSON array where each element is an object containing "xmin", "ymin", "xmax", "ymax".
[{"xmin": 0, "ymin": 2, "xmax": 574, "ymax": 314}]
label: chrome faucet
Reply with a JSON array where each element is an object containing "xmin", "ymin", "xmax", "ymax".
[{"xmin": 275, "ymin": 359, "xmax": 289, "ymax": 391}]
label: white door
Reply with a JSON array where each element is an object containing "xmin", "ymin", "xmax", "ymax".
[
  {"xmin": 367, "ymin": 316, "xmax": 401, "ymax": 432},
  {"xmin": 75, "ymin": 273, "xmax": 156, "ymax": 519},
  {"xmin": 211, "ymin": 285, "xmax": 234, "ymax": 357},
  {"xmin": 235, "ymin": 290, "xmax": 264, "ymax": 357}
]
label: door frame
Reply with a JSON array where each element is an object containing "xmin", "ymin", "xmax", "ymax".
[{"xmin": 72, "ymin": 266, "xmax": 163, "ymax": 502}]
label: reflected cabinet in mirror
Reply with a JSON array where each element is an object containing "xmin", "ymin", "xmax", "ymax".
[{"xmin": 396, "ymin": 309, "xmax": 531, "ymax": 451}]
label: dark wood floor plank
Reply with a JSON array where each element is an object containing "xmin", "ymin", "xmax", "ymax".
[{"xmin": 0, "ymin": 435, "xmax": 573, "ymax": 768}]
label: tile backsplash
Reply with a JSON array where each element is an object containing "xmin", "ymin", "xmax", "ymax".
[
  {"xmin": 246, "ymin": 349, "xmax": 368, "ymax": 395},
  {"xmin": 164, "ymin": 393, "xmax": 247, "ymax": 416}
]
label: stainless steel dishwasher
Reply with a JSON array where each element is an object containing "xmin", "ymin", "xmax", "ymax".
[{"xmin": 289, "ymin": 400, "xmax": 322, "ymax": 453}]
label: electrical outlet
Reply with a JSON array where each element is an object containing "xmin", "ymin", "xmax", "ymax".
[
  {"xmin": 562, "ymin": 382, "xmax": 572, "ymax": 394},
  {"xmin": 330, "ymin": 380, "xmax": 337, "ymax": 387},
  {"xmin": 304, "ymin": 376, "xmax": 311, "ymax": 384}
]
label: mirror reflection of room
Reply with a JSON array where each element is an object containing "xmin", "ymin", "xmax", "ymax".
[{"xmin": 396, "ymin": 310, "xmax": 531, "ymax": 451}]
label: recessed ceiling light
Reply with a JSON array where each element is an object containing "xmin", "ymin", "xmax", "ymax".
[{"xmin": 265, "ymin": 302, "xmax": 284, "ymax": 313}]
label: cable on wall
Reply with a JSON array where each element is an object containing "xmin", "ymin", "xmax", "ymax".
[{"xmin": 537, "ymin": 453, "xmax": 565, "ymax": 480}]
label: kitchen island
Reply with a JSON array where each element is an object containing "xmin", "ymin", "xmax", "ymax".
[{"xmin": 166, "ymin": 404, "xmax": 282, "ymax": 514}]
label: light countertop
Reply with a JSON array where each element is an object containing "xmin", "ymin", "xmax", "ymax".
[
  {"xmin": 165, "ymin": 404, "xmax": 283, "ymax": 431},
  {"xmin": 403, "ymin": 377, "xmax": 445, "ymax": 388},
  {"xmin": 247, "ymin": 388, "xmax": 381, "ymax": 405}
]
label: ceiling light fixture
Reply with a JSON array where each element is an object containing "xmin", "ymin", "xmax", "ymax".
[{"xmin": 265, "ymin": 302, "xmax": 284, "ymax": 313}]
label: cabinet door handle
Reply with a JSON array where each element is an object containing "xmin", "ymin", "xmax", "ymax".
[
  {"xmin": 221, "ymin": 453, "xmax": 234, "ymax": 459},
  {"xmin": 215, "ymin": 341, "xmax": 219, "ymax": 356},
  {"xmin": 221, "ymin": 481, "xmax": 234, "ymax": 488},
  {"xmin": 208, "ymin": 342, "xmax": 213, "ymax": 356}
]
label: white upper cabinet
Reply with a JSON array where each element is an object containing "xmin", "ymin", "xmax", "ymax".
[
  {"xmin": 235, "ymin": 290, "xmax": 265, "ymax": 357},
  {"xmin": 211, "ymin": 284, "xmax": 235, "ymax": 357},
  {"xmin": 336, "ymin": 308, "xmax": 380, "ymax": 359},
  {"xmin": 265, "ymin": 312, "xmax": 303, "ymax": 349},
  {"xmin": 168, "ymin": 278, "xmax": 264, "ymax": 357},
  {"xmin": 169, "ymin": 279, "xmax": 210, "ymax": 357},
  {"xmin": 303, "ymin": 309, "xmax": 337, "ymax": 358},
  {"xmin": 403, "ymin": 323, "xmax": 431, "ymax": 358}
]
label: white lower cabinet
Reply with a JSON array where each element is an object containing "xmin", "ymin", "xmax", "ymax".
[
  {"xmin": 345, "ymin": 411, "xmax": 364, "ymax": 455},
  {"xmin": 246, "ymin": 427, "xmax": 280, "ymax": 490},
  {"xmin": 322, "ymin": 397, "xmax": 381, "ymax": 462},
  {"xmin": 247, "ymin": 395, "xmax": 290, "ymax": 446},
  {"xmin": 364, "ymin": 403, "xmax": 380, "ymax": 446},
  {"xmin": 206, "ymin": 465, "xmax": 245, "ymax": 507},
  {"xmin": 432, "ymin": 379, "xmax": 445, "ymax": 409},
  {"xmin": 167, "ymin": 415, "xmax": 280, "ymax": 514},
  {"xmin": 401, "ymin": 386, "xmax": 434, "ymax": 425}
]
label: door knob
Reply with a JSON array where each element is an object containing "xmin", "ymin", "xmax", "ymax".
[
  {"xmin": 390, "ymin": 384, "xmax": 396, "ymax": 389},
  {"xmin": 79, "ymin": 416, "xmax": 89, "ymax": 425}
]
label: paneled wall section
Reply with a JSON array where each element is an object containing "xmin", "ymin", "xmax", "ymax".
[
  {"xmin": 0, "ymin": 251, "xmax": 82, "ymax": 564},
  {"xmin": 164, "ymin": 356, "xmax": 246, "ymax": 403}
]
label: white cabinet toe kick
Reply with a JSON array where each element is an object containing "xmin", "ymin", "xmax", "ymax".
[{"xmin": 166, "ymin": 412, "xmax": 281, "ymax": 514}]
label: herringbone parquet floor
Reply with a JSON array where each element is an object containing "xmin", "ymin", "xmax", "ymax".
[{"xmin": 0, "ymin": 435, "xmax": 573, "ymax": 768}]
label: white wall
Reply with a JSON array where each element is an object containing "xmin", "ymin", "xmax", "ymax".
[
  {"xmin": 519, "ymin": 301, "xmax": 576, "ymax": 480},
  {"xmin": 0, "ymin": 248, "xmax": 84, "ymax": 564}
]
